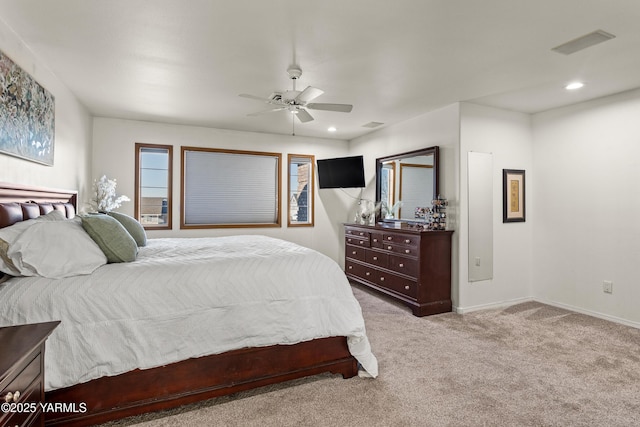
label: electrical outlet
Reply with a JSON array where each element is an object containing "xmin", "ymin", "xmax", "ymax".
[
  {"xmin": 475, "ymin": 257, "xmax": 481, "ymax": 267},
  {"xmin": 603, "ymin": 280, "xmax": 613, "ymax": 294}
]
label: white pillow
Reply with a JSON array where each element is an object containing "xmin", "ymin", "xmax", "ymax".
[
  {"xmin": 0, "ymin": 211, "xmax": 69, "ymax": 275},
  {"xmin": 7, "ymin": 220, "xmax": 107, "ymax": 278}
]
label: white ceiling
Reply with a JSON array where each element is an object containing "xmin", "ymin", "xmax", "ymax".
[{"xmin": 1, "ymin": 0, "xmax": 640, "ymax": 141}]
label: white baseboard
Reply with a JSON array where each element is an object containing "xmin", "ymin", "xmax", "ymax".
[
  {"xmin": 454, "ymin": 297, "xmax": 640, "ymax": 330},
  {"xmin": 454, "ymin": 296, "xmax": 534, "ymax": 314},
  {"xmin": 535, "ymin": 298, "xmax": 640, "ymax": 330}
]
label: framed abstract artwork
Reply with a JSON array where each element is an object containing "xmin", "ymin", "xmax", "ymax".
[
  {"xmin": 503, "ymin": 169, "xmax": 525, "ymax": 223},
  {"xmin": 0, "ymin": 50, "xmax": 55, "ymax": 166}
]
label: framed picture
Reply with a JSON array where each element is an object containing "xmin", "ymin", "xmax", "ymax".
[
  {"xmin": 503, "ymin": 169, "xmax": 525, "ymax": 223},
  {"xmin": 0, "ymin": 49, "xmax": 55, "ymax": 166}
]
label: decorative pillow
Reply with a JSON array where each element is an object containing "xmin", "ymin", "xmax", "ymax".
[
  {"xmin": 107, "ymin": 211, "xmax": 147, "ymax": 247},
  {"xmin": 7, "ymin": 220, "xmax": 107, "ymax": 278},
  {"xmin": 81, "ymin": 214, "xmax": 138, "ymax": 263},
  {"xmin": 0, "ymin": 211, "xmax": 68, "ymax": 275}
]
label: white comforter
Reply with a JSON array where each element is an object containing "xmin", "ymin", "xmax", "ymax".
[{"xmin": 0, "ymin": 235, "xmax": 378, "ymax": 391}]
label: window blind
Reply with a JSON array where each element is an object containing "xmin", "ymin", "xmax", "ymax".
[{"xmin": 183, "ymin": 149, "xmax": 280, "ymax": 226}]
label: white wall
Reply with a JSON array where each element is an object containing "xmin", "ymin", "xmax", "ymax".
[
  {"xmin": 532, "ymin": 89, "xmax": 640, "ymax": 326},
  {"xmin": 458, "ymin": 102, "xmax": 533, "ymax": 312},
  {"xmin": 349, "ymin": 103, "xmax": 461, "ymax": 303},
  {"xmin": 91, "ymin": 118, "xmax": 350, "ymax": 261},
  {"xmin": 0, "ymin": 18, "xmax": 92, "ymax": 197}
]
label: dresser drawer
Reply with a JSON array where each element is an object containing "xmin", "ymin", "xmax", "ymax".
[
  {"xmin": 1, "ymin": 377, "xmax": 43, "ymax": 427},
  {"xmin": 1, "ymin": 353, "xmax": 41, "ymax": 397},
  {"xmin": 370, "ymin": 232, "xmax": 384, "ymax": 249},
  {"xmin": 389, "ymin": 255, "xmax": 418, "ymax": 278},
  {"xmin": 382, "ymin": 243, "xmax": 418, "ymax": 256},
  {"xmin": 0, "ymin": 353, "xmax": 43, "ymax": 427},
  {"xmin": 382, "ymin": 233, "xmax": 419, "ymax": 247},
  {"xmin": 345, "ymin": 235, "xmax": 370, "ymax": 247},
  {"xmin": 345, "ymin": 260, "xmax": 372, "ymax": 281},
  {"xmin": 365, "ymin": 250, "xmax": 389, "ymax": 268},
  {"xmin": 346, "ymin": 261, "xmax": 416, "ymax": 299},
  {"xmin": 345, "ymin": 228, "xmax": 370, "ymax": 238},
  {"xmin": 371, "ymin": 271, "xmax": 417, "ymax": 299},
  {"xmin": 345, "ymin": 244, "xmax": 366, "ymax": 261}
]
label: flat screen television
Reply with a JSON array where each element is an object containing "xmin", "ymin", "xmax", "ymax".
[{"xmin": 317, "ymin": 155, "xmax": 365, "ymax": 189}]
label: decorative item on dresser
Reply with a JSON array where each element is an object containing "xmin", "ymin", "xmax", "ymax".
[
  {"xmin": 344, "ymin": 223, "xmax": 453, "ymax": 317},
  {"xmin": 0, "ymin": 321, "xmax": 60, "ymax": 427}
]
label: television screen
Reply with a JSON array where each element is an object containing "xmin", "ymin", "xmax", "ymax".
[{"xmin": 317, "ymin": 155, "xmax": 365, "ymax": 189}]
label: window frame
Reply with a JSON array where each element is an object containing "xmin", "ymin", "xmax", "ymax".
[
  {"xmin": 134, "ymin": 143, "xmax": 173, "ymax": 230},
  {"xmin": 180, "ymin": 146, "xmax": 282, "ymax": 229},
  {"xmin": 287, "ymin": 154, "xmax": 315, "ymax": 227}
]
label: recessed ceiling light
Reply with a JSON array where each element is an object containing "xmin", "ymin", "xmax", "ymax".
[
  {"xmin": 328, "ymin": 126, "xmax": 337, "ymax": 132},
  {"xmin": 565, "ymin": 82, "xmax": 584, "ymax": 90}
]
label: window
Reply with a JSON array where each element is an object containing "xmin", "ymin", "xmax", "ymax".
[
  {"xmin": 135, "ymin": 143, "xmax": 172, "ymax": 229},
  {"xmin": 288, "ymin": 154, "xmax": 314, "ymax": 227},
  {"xmin": 181, "ymin": 147, "xmax": 281, "ymax": 228}
]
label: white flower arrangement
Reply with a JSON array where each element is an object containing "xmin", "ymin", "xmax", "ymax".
[{"xmin": 88, "ymin": 175, "xmax": 130, "ymax": 212}]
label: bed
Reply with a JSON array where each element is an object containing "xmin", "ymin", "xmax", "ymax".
[{"xmin": 0, "ymin": 182, "xmax": 377, "ymax": 427}]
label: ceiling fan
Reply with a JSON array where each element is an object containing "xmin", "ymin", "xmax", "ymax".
[{"xmin": 239, "ymin": 65, "xmax": 353, "ymax": 123}]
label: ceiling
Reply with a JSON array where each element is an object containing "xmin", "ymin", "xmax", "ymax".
[{"xmin": 1, "ymin": 0, "xmax": 640, "ymax": 141}]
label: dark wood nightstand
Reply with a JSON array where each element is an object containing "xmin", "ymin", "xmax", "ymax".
[{"xmin": 0, "ymin": 321, "xmax": 60, "ymax": 427}]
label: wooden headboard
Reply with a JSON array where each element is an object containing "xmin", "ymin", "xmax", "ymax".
[{"xmin": 0, "ymin": 182, "xmax": 78, "ymax": 228}]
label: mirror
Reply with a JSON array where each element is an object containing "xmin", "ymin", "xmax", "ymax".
[
  {"xmin": 375, "ymin": 146, "xmax": 439, "ymax": 222},
  {"xmin": 468, "ymin": 151, "xmax": 493, "ymax": 281}
]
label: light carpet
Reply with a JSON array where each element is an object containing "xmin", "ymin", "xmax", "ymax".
[{"xmin": 99, "ymin": 285, "xmax": 640, "ymax": 426}]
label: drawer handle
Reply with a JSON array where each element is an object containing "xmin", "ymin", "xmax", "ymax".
[
  {"xmin": 373, "ymin": 256, "xmax": 378, "ymax": 261},
  {"xmin": 387, "ymin": 246, "xmax": 392, "ymax": 250},
  {"xmin": 405, "ymin": 249, "xmax": 411, "ymax": 254},
  {"xmin": 405, "ymin": 285, "xmax": 410, "ymax": 290},
  {"xmin": 348, "ymin": 266, "xmax": 353, "ymax": 269},
  {"xmin": 387, "ymin": 236, "xmax": 392, "ymax": 240},
  {"xmin": 399, "ymin": 263, "xmax": 404, "ymax": 267},
  {"xmin": 359, "ymin": 240, "xmax": 364, "ymax": 244},
  {"xmin": 5, "ymin": 391, "xmax": 20, "ymax": 403},
  {"xmin": 359, "ymin": 232, "xmax": 364, "ymax": 236},
  {"xmin": 405, "ymin": 239, "xmax": 411, "ymax": 244},
  {"xmin": 352, "ymin": 251, "xmax": 357, "ymax": 255},
  {"xmin": 365, "ymin": 272, "xmax": 371, "ymax": 276},
  {"xmin": 380, "ymin": 277, "xmax": 385, "ymax": 281},
  {"xmin": 373, "ymin": 238, "xmax": 378, "ymax": 242}
]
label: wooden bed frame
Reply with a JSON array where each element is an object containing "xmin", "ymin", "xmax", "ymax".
[{"xmin": 0, "ymin": 182, "xmax": 358, "ymax": 427}]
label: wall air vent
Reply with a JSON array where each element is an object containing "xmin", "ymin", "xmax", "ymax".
[
  {"xmin": 551, "ymin": 30, "xmax": 616, "ymax": 55},
  {"xmin": 362, "ymin": 121, "xmax": 384, "ymax": 128}
]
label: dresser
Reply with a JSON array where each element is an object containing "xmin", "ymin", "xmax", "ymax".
[
  {"xmin": 0, "ymin": 321, "xmax": 60, "ymax": 427},
  {"xmin": 344, "ymin": 223, "xmax": 453, "ymax": 317}
]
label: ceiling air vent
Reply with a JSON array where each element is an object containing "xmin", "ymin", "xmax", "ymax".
[
  {"xmin": 362, "ymin": 121, "xmax": 384, "ymax": 128},
  {"xmin": 551, "ymin": 30, "xmax": 616, "ymax": 55}
]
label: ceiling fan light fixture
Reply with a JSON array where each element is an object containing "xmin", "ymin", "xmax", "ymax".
[
  {"xmin": 328, "ymin": 126, "xmax": 337, "ymax": 132},
  {"xmin": 240, "ymin": 65, "xmax": 353, "ymax": 126}
]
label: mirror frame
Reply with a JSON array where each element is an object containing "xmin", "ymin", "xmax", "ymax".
[{"xmin": 375, "ymin": 146, "xmax": 439, "ymax": 223}]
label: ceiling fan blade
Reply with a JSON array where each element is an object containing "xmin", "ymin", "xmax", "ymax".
[
  {"xmin": 247, "ymin": 107, "xmax": 286, "ymax": 117},
  {"xmin": 295, "ymin": 86, "xmax": 324, "ymax": 103},
  {"xmin": 306, "ymin": 103, "xmax": 353, "ymax": 113},
  {"xmin": 239, "ymin": 93, "xmax": 272, "ymax": 103},
  {"xmin": 296, "ymin": 109, "xmax": 314, "ymax": 123}
]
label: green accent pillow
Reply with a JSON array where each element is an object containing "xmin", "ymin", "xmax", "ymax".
[
  {"xmin": 81, "ymin": 214, "xmax": 138, "ymax": 263},
  {"xmin": 107, "ymin": 212, "xmax": 147, "ymax": 247}
]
